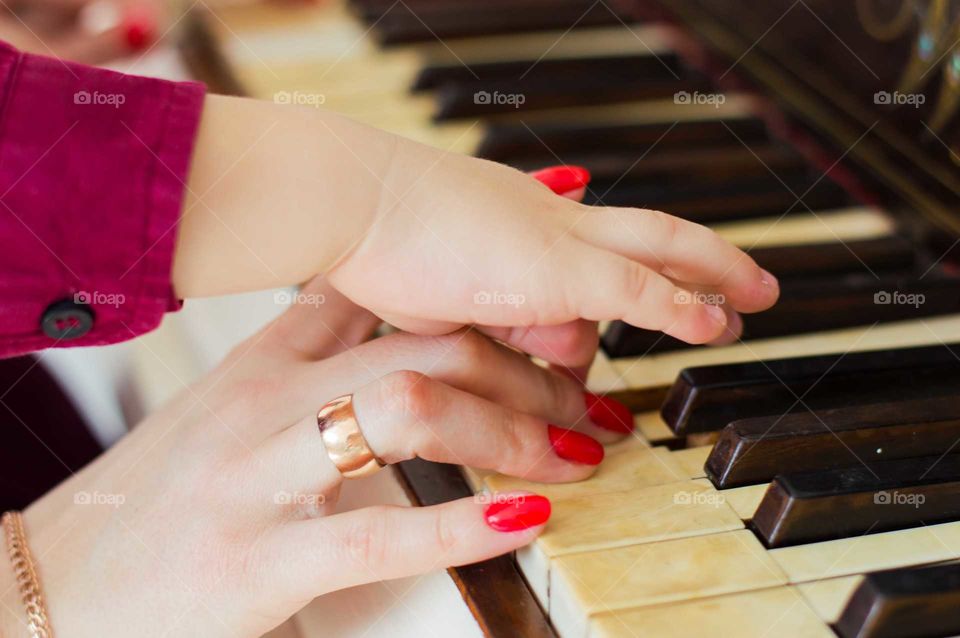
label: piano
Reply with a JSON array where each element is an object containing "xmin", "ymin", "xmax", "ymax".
[{"xmin": 178, "ymin": 1, "xmax": 960, "ymax": 636}]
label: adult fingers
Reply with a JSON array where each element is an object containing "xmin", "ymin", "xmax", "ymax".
[
  {"xmin": 267, "ymin": 275, "xmax": 381, "ymax": 360},
  {"xmin": 263, "ymin": 493, "xmax": 549, "ymax": 600},
  {"xmin": 260, "ymin": 370, "xmax": 603, "ymax": 499},
  {"xmin": 281, "ymin": 330, "xmax": 602, "ymax": 435},
  {"xmin": 476, "ymin": 320, "xmax": 598, "ymax": 370}
]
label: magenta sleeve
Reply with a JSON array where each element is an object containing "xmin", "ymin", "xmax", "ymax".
[{"xmin": 0, "ymin": 42, "xmax": 206, "ymax": 357}]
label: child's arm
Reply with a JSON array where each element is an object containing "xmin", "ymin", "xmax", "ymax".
[{"xmin": 176, "ymin": 94, "xmax": 778, "ymax": 353}]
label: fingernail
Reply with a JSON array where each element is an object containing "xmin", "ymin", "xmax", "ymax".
[
  {"xmin": 122, "ymin": 5, "xmax": 156, "ymax": 51},
  {"xmin": 583, "ymin": 392, "xmax": 634, "ymax": 433},
  {"xmin": 759, "ymin": 268, "xmax": 779, "ymax": 292},
  {"xmin": 548, "ymin": 425, "xmax": 604, "ymax": 465},
  {"xmin": 484, "ymin": 494, "xmax": 552, "ymax": 532},
  {"xmin": 531, "ymin": 165, "xmax": 591, "ymax": 194},
  {"xmin": 706, "ymin": 304, "xmax": 727, "ymax": 325}
]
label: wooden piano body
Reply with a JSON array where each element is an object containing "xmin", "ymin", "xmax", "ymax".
[{"xmin": 175, "ymin": 1, "xmax": 960, "ymax": 636}]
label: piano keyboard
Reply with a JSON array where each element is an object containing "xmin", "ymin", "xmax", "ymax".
[{"xmin": 190, "ymin": 2, "xmax": 960, "ymax": 636}]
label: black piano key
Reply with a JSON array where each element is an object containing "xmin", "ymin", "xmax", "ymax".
[
  {"xmin": 705, "ymin": 395, "xmax": 960, "ymax": 489},
  {"xmin": 835, "ymin": 563, "xmax": 960, "ymax": 638},
  {"xmin": 752, "ymin": 455, "xmax": 960, "ymax": 547},
  {"xmin": 432, "ymin": 60, "xmax": 709, "ymax": 120},
  {"xmin": 583, "ymin": 170, "xmax": 851, "ymax": 223},
  {"xmin": 509, "ymin": 144, "xmax": 808, "ymax": 186},
  {"xmin": 367, "ymin": 1, "xmax": 628, "ymax": 45},
  {"xmin": 475, "ymin": 118, "xmax": 771, "ymax": 163},
  {"xmin": 662, "ymin": 343, "xmax": 960, "ymax": 435},
  {"xmin": 602, "ymin": 272, "xmax": 960, "ymax": 358},
  {"xmin": 414, "ymin": 53, "xmax": 689, "ymax": 92},
  {"xmin": 748, "ymin": 236, "xmax": 916, "ymax": 280}
]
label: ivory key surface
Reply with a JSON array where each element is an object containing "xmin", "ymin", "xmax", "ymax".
[
  {"xmin": 589, "ymin": 586, "xmax": 833, "ymax": 638},
  {"xmin": 769, "ymin": 520, "xmax": 960, "ymax": 582},
  {"xmin": 549, "ymin": 530, "xmax": 787, "ymax": 638}
]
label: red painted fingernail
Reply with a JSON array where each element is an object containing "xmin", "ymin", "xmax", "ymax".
[
  {"xmin": 548, "ymin": 425, "xmax": 604, "ymax": 465},
  {"xmin": 531, "ymin": 165, "xmax": 591, "ymax": 194},
  {"xmin": 484, "ymin": 494, "xmax": 552, "ymax": 532},
  {"xmin": 584, "ymin": 392, "xmax": 634, "ymax": 433},
  {"xmin": 122, "ymin": 6, "xmax": 156, "ymax": 52}
]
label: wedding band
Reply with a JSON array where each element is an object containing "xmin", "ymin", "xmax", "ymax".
[{"xmin": 317, "ymin": 394, "xmax": 385, "ymax": 479}]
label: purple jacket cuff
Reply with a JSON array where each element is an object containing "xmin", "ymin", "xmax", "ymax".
[{"xmin": 0, "ymin": 42, "xmax": 206, "ymax": 357}]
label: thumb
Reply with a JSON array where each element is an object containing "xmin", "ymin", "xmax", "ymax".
[{"xmin": 264, "ymin": 493, "xmax": 550, "ymax": 599}]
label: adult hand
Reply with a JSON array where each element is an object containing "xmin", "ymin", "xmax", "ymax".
[{"xmin": 0, "ymin": 297, "xmax": 618, "ymax": 637}]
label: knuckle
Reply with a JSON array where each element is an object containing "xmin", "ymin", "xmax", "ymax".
[
  {"xmin": 379, "ymin": 370, "xmax": 435, "ymax": 423},
  {"xmin": 450, "ymin": 328, "xmax": 492, "ymax": 364},
  {"xmin": 541, "ymin": 369, "xmax": 582, "ymax": 422},
  {"xmin": 339, "ymin": 507, "xmax": 393, "ymax": 567},
  {"xmin": 638, "ymin": 208, "xmax": 679, "ymax": 247},
  {"xmin": 618, "ymin": 260, "xmax": 652, "ymax": 301},
  {"xmin": 551, "ymin": 322, "xmax": 597, "ymax": 365},
  {"xmin": 428, "ymin": 328, "xmax": 491, "ymax": 371},
  {"xmin": 431, "ymin": 510, "xmax": 461, "ymax": 557},
  {"xmin": 498, "ymin": 412, "xmax": 532, "ymax": 474},
  {"xmin": 221, "ymin": 376, "xmax": 285, "ymax": 417}
]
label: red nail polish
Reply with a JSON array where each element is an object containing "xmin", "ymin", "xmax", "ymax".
[
  {"xmin": 484, "ymin": 495, "xmax": 551, "ymax": 532},
  {"xmin": 531, "ymin": 165, "xmax": 591, "ymax": 194},
  {"xmin": 548, "ymin": 425, "xmax": 604, "ymax": 465},
  {"xmin": 122, "ymin": 6, "xmax": 156, "ymax": 52},
  {"xmin": 584, "ymin": 392, "xmax": 634, "ymax": 433}
]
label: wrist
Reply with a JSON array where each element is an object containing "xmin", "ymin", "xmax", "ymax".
[{"xmin": 173, "ymin": 95, "xmax": 396, "ymax": 298}]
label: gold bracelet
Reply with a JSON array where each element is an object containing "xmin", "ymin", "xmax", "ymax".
[{"xmin": 2, "ymin": 512, "xmax": 53, "ymax": 638}]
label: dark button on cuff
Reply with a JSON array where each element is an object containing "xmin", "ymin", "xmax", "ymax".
[{"xmin": 41, "ymin": 299, "xmax": 95, "ymax": 340}]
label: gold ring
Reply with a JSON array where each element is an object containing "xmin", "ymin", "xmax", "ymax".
[{"xmin": 317, "ymin": 394, "xmax": 384, "ymax": 479}]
